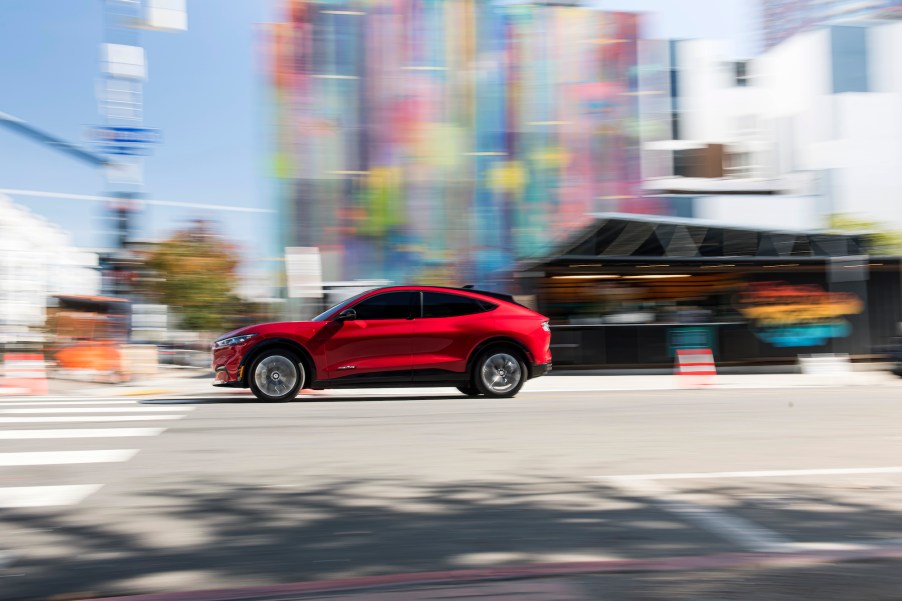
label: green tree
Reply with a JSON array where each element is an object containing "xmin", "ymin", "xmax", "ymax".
[
  {"xmin": 141, "ymin": 221, "xmax": 242, "ymax": 332},
  {"xmin": 828, "ymin": 213, "xmax": 902, "ymax": 256}
]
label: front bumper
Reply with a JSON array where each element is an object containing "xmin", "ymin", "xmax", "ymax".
[
  {"xmin": 212, "ymin": 360, "xmax": 244, "ymax": 388},
  {"xmin": 530, "ymin": 362, "xmax": 552, "ymax": 379}
]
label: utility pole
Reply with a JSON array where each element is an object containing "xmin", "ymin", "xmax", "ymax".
[{"xmin": 93, "ymin": 0, "xmax": 186, "ymax": 297}]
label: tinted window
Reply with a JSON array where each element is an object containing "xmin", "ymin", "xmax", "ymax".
[
  {"xmin": 422, "ymin": 292, "xmax": 495, "ymax": 318},
  {"xmin": 352, "ymin": 292, "xmax": 416, "ymax": 320},
  {"xmin": 311, "ymin": 290, "xmax": 371, "ymax": 322}
]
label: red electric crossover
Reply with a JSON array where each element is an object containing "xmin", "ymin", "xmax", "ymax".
[{"xmin": 212, "ymin": 286, "xmax": 552, "ymax": 402}]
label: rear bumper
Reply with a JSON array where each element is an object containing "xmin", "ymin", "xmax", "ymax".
[{"xmin": 530, "ymin": 362, "xmax": 552, "ymax": 379}]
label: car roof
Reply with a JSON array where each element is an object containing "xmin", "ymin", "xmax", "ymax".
[{"xmin": 365, "ymin": 285, "xmax": 519, "ymax": 306}]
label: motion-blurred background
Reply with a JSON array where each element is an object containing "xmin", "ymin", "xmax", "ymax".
[{"xmin": 3, "ymin": 0, "xmax": 902, "ymax": 383}]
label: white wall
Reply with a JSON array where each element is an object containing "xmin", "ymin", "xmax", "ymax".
[
  {"xmin": 0, "ymin": 195, "xmax": 100, "ymax": 342},
  {"xmin": 675, "ymin": 39, "xmax": 732, "ymax": 143},
  {"xmin": 830, "ymin": 93, "xmax": 902, "ymax": 226},
  {"xmin": 869, "ymin": 20, "xmax": 902, "ymax": 94},
  {"xmin": 757, "ymin": 29, "xmax": 831, "ymax": 119},
  {"xmin": 694, "ymin": 195, "xmax": 818, "ymax": 231},
  {"xmin": 754, "ymin": 22, "xmax": 902, "ymax": 230},
  {"xmin": 672, "ymin": 39, "xmax": 769, "ymax": 177}
]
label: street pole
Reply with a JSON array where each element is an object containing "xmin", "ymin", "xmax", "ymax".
[{"xmin": 95, "ymin": 0, "xmax": 186, "ymax": 299}]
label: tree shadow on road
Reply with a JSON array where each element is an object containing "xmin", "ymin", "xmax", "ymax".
[
  {"xmin": 4, "ymin": 477, "xmax": 902, "ymax": 599},
  {"xmin": 2, "ymin": 477, "xmax": 708, "ymax": 599}
]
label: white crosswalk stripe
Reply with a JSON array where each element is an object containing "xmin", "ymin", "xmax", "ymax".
[
  {"xmin": 0, "ymin": 450, "xmax": 138, "ymax": 466},
  {"xmin": 0, "ymin": 398, "xmax": 191, "ymax": 507},
  {"xmin": 0, "ymin": 406, "xmax": 194, "ymax": 413},
  {"xmin": 0, "ymin": 400, "xmax": 146, "ymax": 405},
  {"xmin": 0, "ymin": 485, "xmax": 103, "ymax": 508},
  {"xmin": 0, "ymin": 428, "xmax": 164, "ymax": 439},
  {"xmin": 0, "ymin": 414, "xmax": 186, "ymax": 423}
]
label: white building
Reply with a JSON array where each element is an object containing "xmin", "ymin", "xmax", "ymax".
[
  {"xmin": 756, "ymin": 19, "xmax": 902, "ymax": 230},
  {"xmin": 642, "ymin": 23, "xmax": 902, "ymax": 233},
  {"xmin": 0, "ymin": 194, "xmax": 100, "ymax": 343},
  {"xmin": 639, "ymin": 38, "xmax": 818, "ymax": 231}
]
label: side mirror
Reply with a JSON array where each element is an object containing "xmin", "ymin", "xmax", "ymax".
[{"xmin": 335, "ymin": 308, "xmax": 357, "ymax": 321}]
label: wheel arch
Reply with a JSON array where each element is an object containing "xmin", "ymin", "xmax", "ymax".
[
  {"xmin": 466, "ymin": 336, "xmax": 534, "ymax": 379},
  {"xmin": 239, "ymin": 338, "xmax": 317, "ymax": 387}
]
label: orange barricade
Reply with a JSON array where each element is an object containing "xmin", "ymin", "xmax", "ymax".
[
  {"xmin": 675, "ymin": 348, "xmax": 717, "ymax": 387},
  {"xmin": 3, "ymin": 353, "xmax": 49, "ymax": 395}
]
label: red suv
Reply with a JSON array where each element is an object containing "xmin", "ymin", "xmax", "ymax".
[{"xmin": 212, "ymin": 286, "xmax": 552, "ymax": 402}]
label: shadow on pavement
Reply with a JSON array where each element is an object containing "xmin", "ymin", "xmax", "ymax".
[{"xmin": 5, "ymin": 476, "xmax": 902, "ymax": 599}]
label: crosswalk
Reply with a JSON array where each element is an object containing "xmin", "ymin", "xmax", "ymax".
[{"xmin": 0, "ymin": 396, "xmax": 192, "ymax": 508}]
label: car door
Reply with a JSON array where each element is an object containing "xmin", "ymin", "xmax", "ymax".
[
  {"xmin": 323, "ymin": 290, "xmax": 417, "ymax": 383},
  {"xmin": 410, "ymin": 291, "xmax": 495, "ymax": 380}
]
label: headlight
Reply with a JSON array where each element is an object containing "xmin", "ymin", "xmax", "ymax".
[
  {"xmin": 541, "ymin": 321, "xmax": 551, "ymax": 332},
  {"xmin": 213, "ymin": 334, "xmax": 257, "ymax": 349}
]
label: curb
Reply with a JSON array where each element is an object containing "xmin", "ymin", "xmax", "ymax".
[{"xmin": 83, "ymin": 547, "xmax": 902, "ymax": 601}]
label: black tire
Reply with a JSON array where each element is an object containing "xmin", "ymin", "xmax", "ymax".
[
  {"xmin": 456, "ymin": 385, "xmax": 481, "ymax": 397},
  {"xmin": 248, "ymin": 349, "xmax": 304, "ymax": 402},
  {"xmin": 473, "ymin": 347, "xmax": 527, "ymax": 398}
]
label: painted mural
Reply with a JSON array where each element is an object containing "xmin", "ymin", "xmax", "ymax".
[
  {"xmin": 269, "ymin": 0, "xmax": 644, "ymax": 284},
  {"xmin": 736, "ymin": 282, "xmax": 864, "ymax": 347}
]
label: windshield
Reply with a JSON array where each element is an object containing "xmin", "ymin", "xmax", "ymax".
[{"xmin": 310, "ymin": 290, "xmax": 373, "ymax": 322}]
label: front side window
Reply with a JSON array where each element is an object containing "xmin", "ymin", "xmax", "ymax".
[
  {"xmin": 422, "ymin": 292, "xmax": 495, "ymax": 318},
  {"xmin": 352, "ymin": 291, "xmax": 416, "ymax": 320},
  {"xmin": 311, "ymin": 290, "xmax": 371, "ymax": 322}
]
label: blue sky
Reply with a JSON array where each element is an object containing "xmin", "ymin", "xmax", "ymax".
[
  {"xmin": 0, "ymin": 0, "xmax": 755, "ymax": 268},
  {"xmin": 0, "ymin": 0, "xmax": 277, "ymax": 263},
  {"xmin": 597, "ymin": 0, "xmax": 759, "ymax": 57}
]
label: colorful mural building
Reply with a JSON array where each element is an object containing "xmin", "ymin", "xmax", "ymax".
[{"xmin": 268, "ymin": 0, "xmax": 646, "ymax": 286}]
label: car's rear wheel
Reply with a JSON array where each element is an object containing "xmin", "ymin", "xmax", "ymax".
[
  {"xmin": 474, "ymin": 348, "xmax": 526, "ymax": 398},
  {"xmin": 456, "ymin": 385, "xmax": 481, "ymax": 397},
  {"xmin": 249, "ymin": 350, "xmax": 304, "ymax": 402}
]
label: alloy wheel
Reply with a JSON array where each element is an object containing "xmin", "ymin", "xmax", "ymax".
[
  {"xmin": 480, "ymin": 352, "xmax": 522, "ymax": 394},
  {"xmin": 254, "ymin": 355, "xmax": 299, "ymax": 399}
]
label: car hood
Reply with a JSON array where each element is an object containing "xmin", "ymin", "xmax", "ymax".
[{"xmin": 215, "ymin": 321, "xmax": 325, "ymax": 343}]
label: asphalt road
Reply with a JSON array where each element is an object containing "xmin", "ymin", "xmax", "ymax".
[{"xmin": 2, "ymin": 386, "xmax": 902, "ymax": 600}]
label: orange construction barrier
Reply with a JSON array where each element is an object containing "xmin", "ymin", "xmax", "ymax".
[
  {"xmin": 675, "ymin": 348, "xmax": 717, "ymax": 387},
  {"xmin": 3, "ymin": 353, "xmax": 49, "ymax": 395}
]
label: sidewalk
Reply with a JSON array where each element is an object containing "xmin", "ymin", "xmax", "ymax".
[{"xmin": 38, "ymin": 365, "xmax": 902, "ymax": 398}]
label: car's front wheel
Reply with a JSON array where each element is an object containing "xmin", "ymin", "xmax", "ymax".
[
  {"xmin": 474, "ymin": 349, "xmax": 526, "ymax": 398},
  {"xmin": 249, "ymin": 350, "xmax": 304, "ymax": 402}
]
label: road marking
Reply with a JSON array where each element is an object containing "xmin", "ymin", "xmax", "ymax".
[
  {"xmin": 0, "ymin": 400, "xmax": 143, "ymax": 405},
  {"xmin": 0, "ymin": 428, "xmax": 165, "ymax": 439},
  {"xmin": 0, "ymin": 406, "xmax": 194, "ymax": 414},
  {"xmin": 0, "ymin": 450, "xmax": 138, "ymax": 466},
  {"xmin": 0, "ymin": 484, "xmax": 102, "ymax": 508},
  {"xmin": 606, "ymin": 466, "xmax": 902, "ymax": 481},
  {"xmin": 0, "ymin": 415, "xmax": 185, "ymax": 423},
  {"xmin": 604, "ymin": 477, "xmax": 793, "ymax": 553},
  {"xmin": 0, "ymin": 396, "xmax": 131, "ymax": 401}
]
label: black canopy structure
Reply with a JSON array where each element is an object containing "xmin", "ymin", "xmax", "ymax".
[
  {"xmin": 520, "ymin": 213, "xmax": 869, "ymax": 269},
  {"xmin": 515, "ymin": 214, "xmax": 900, "ymax": 368}
]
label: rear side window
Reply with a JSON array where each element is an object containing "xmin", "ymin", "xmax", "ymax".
[{"xmin": 422, "ymin": 292, "xmax": 496, "ymax": 318}]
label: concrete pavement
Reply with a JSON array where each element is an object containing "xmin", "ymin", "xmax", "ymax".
[
  {"xmin": 41, "ymin": 365, "xmax": 902, "ymax": 399},
  {"xmin": 2, "ymin": 386, "xmax": 902, "ymax": 599}
]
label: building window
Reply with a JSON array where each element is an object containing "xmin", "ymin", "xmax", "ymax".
[
  {"xmin": 831, "ymin": 25, "xmax": 869, "ymax": 94},
  {"xmin": 734, "ymin": 61, "xmax": 749, "ymax": 87}
]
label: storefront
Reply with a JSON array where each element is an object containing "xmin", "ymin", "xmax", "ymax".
[{"xmin": 516, "ymin": 214, "xmax": 902, "ymax": 367}]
